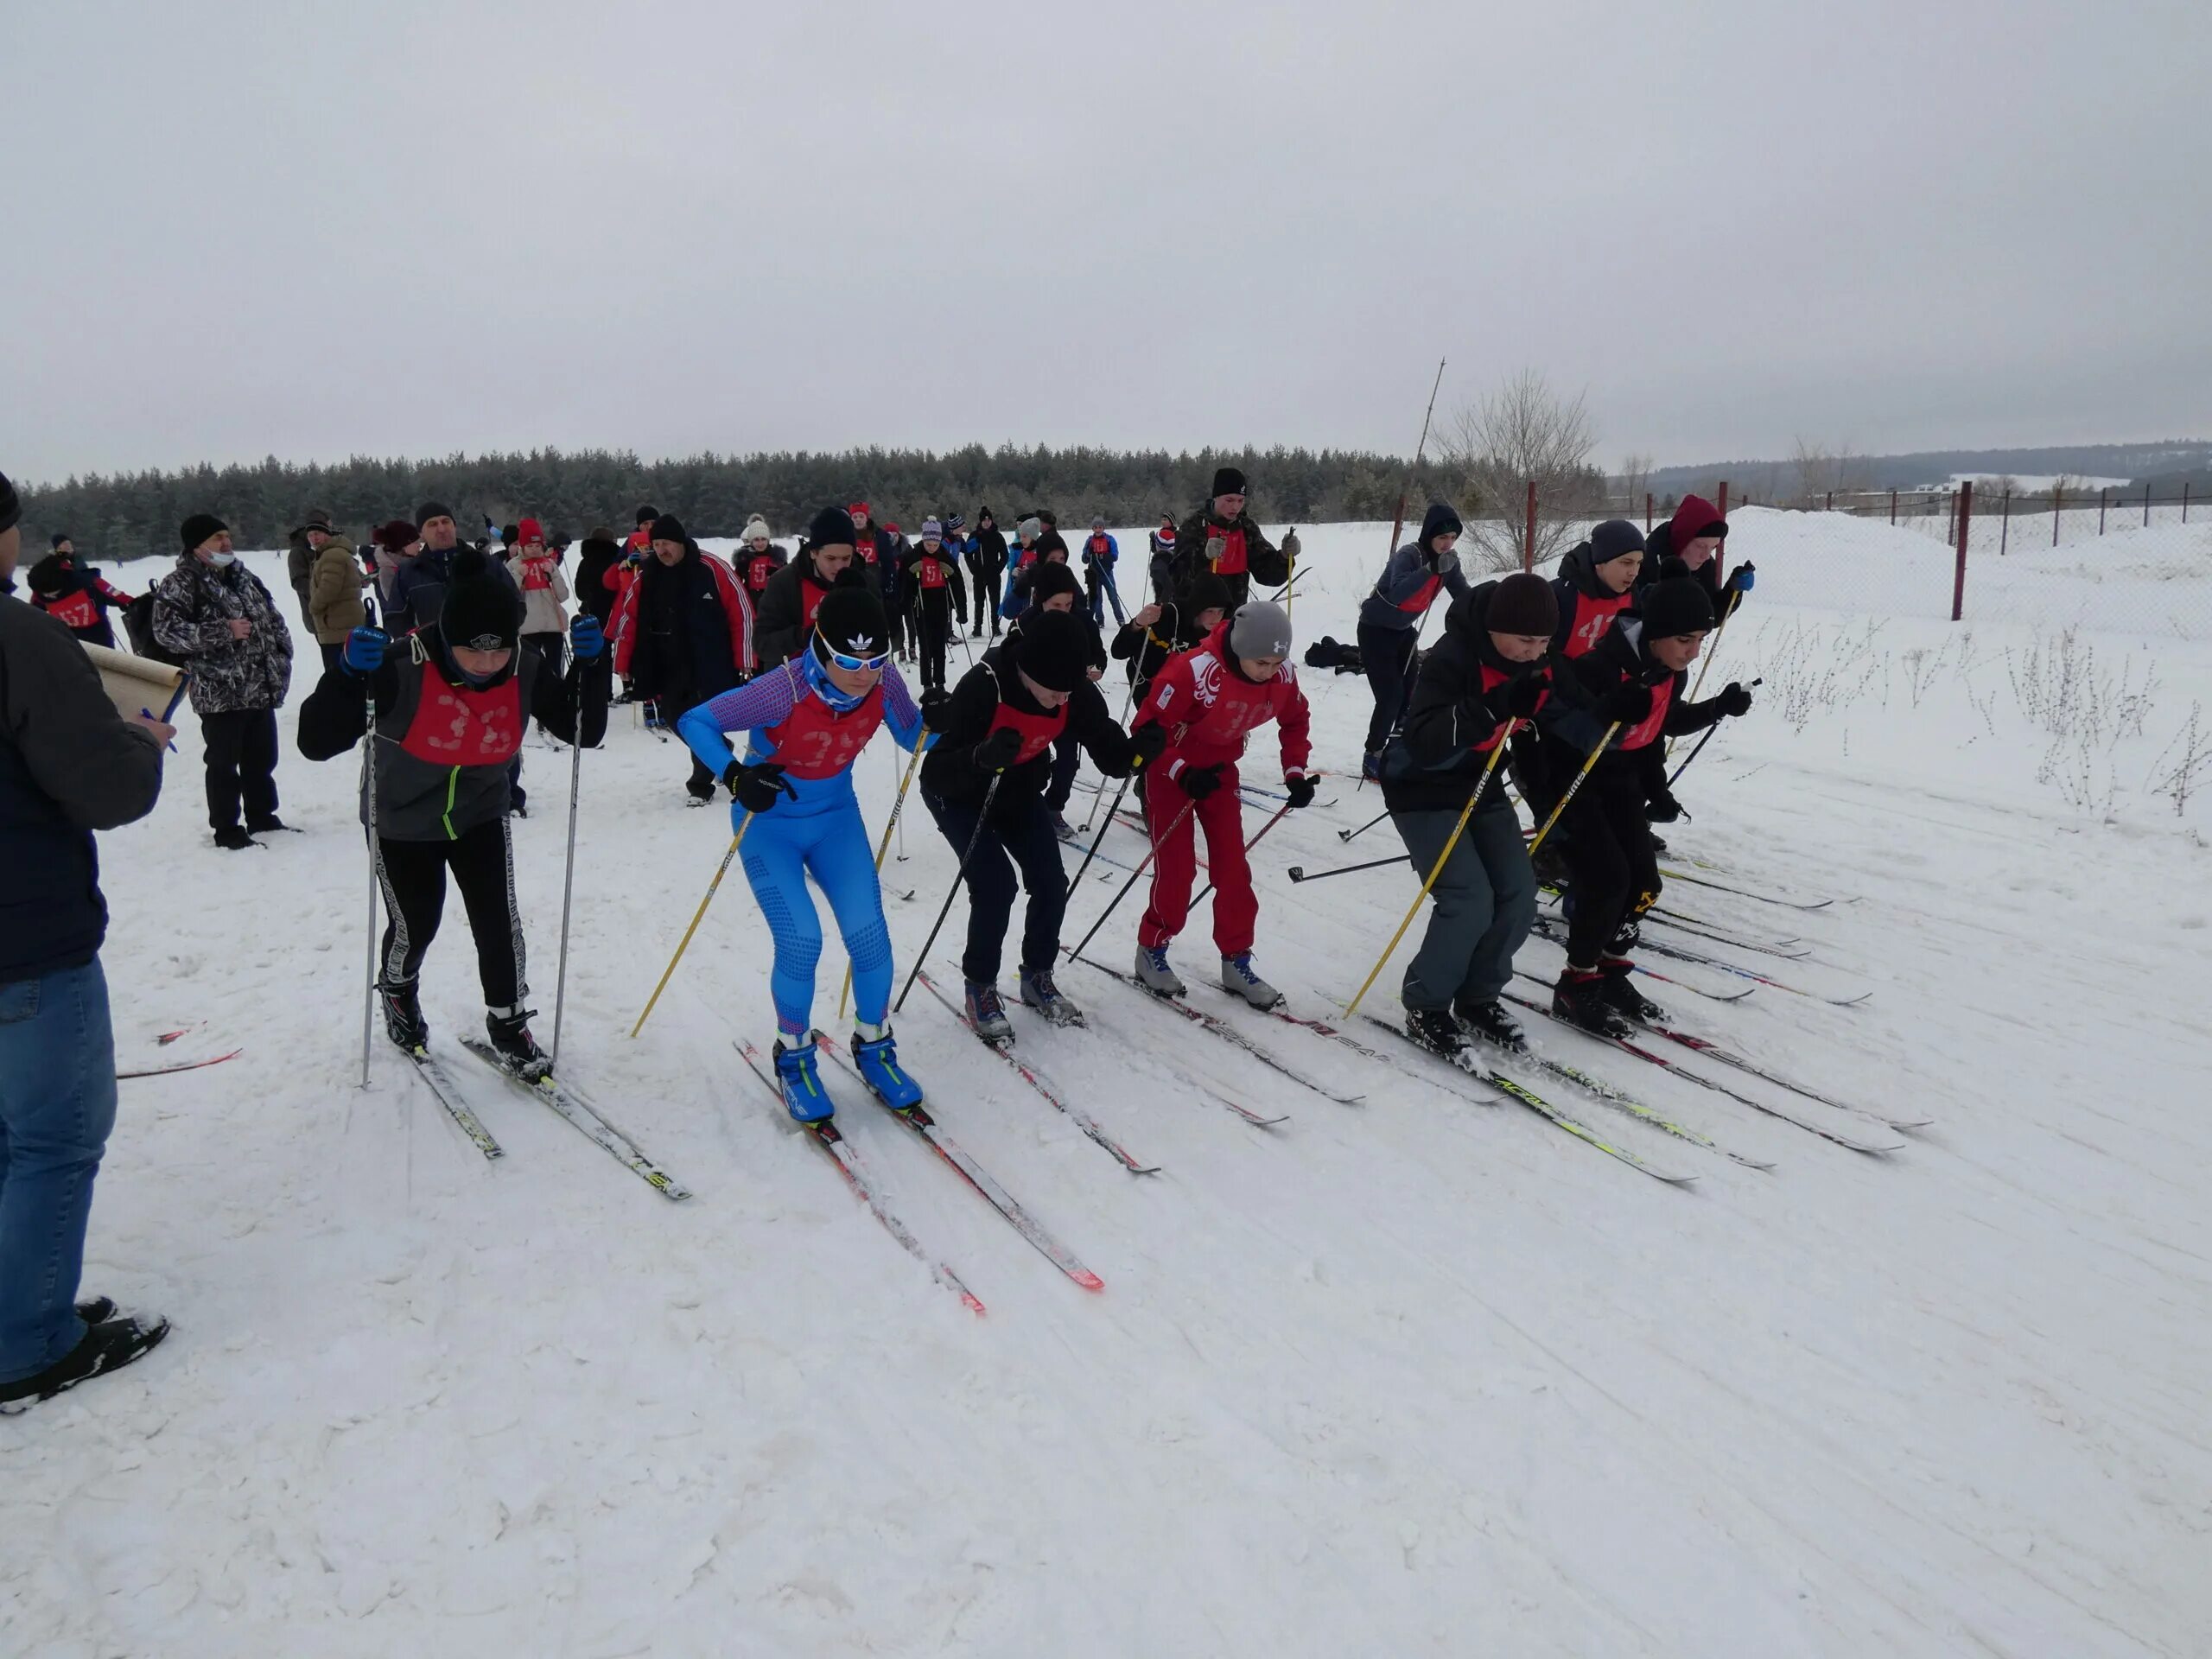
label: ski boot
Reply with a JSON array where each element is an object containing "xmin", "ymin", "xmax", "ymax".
[
  {"xmin": 1404, "ymin": 1006, "xmax": 1479, "ymax": 1071},
  {"xmin": 379, "ymin": 978, "xmax": 429, "ymax": 1053},
  {"xmin": 486, "ymin": 1005, "xmax": 551, "ymax": 1082},
  {"xmin": 1552, "ymin": 969, "xmax": 1632, "ymax": 1039},
  {"xmin": 1455, "ymin": 997, "xmax": 1529, "ymax": 1054},
  {"xmin": 772, "ymin": 1036, "xmax": 833, "ymax": 1124},
  {"xmin": 852, "ymin": 1024, "xmax": 925, "ymax": 1113},
  {"xmin": 1599, "ymin": 960, "xmax": 1665, "ymax": 1024},
  {"xmin": 0, "ymin": 1314, "xmax": 171, "ymax": 1414},
  {"xmin": 1019, "ymin": 967, "xmax": 1084, "ymax": 1027},
  {"xmin": 1220, "ymin": 953, "xmax": 1284, "ymax": 1011},
  {"xmin": 1134, "ymin": 943, "xmax": 1186, "ymax": 997},
  {"xmin": 965, "ymin": 981, "xmax": 1014, "ymax": 1046},
  {"xmin": 213, "ymin": 825, "xmax": 259, "ymax": 851}
]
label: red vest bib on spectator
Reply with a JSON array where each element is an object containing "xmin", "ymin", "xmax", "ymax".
[
  {"xmin": 746, "ymin": 554, "xmax": 777, "ymax": 594},
  {"xmin": 800, "ymin": 577, "xmax": 830, "ymax": 632}
]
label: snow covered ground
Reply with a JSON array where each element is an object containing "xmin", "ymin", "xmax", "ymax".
[{"xmin": 7, "ymin": 524, "xmax": 2212, "ymax": 1656}]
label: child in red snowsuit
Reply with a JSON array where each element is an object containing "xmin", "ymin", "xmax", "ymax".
[{"xmin": 1128, "ymin": 600, "xmax": 1315, "ymax": 1008}]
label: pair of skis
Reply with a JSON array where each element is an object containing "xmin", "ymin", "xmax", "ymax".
[
  {"xmin": 736, "ymin": 1034, "xmax": 1104, "ymax": 1310},
  {"xmin": 395, "ymin": 1036, "xmax": 692, "ymax": 1199}
]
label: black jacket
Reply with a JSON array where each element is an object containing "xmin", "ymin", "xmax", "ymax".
[
  {"xmin": 921, "ymin": 645, "xmax": 1145, "ymax": 812},
  {"xmin": 1381, "ymin": 581, "xmax": 1552, "ymax": 816},
  {"xmin": 626, "ymin": 549, "xmax": 747, "ymax": 706},
  {"xmin": 575, "ymin": 536, "xmax": 623, "ymax": 626},
  {"xmin": 753, "ymin": 552, "xmax": 864, "ymax": 669},
  {"xmin": 969, "ymin": 524, "xmax": 1007, "ymax": 579},
  {"xmin": 1110, "ymin": 600, "xmax": 1208, "ymax": 692},
  {"xmin": 1167, "ymin": 507, "xmax": 1288, "ymax": 606},
  {"xmin": 1535, "ymin": 613, "xmax": 1730, "ymax": 787},
  {"xmin": 0, "ymin": 594, "xmax": 166, "ymax": 982}
]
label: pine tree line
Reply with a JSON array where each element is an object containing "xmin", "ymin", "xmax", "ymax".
[{"xmin": 14, "ymin": 442, "xmax": 1459, "ymax": 562}]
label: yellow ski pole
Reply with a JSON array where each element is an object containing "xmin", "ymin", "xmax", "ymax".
[
  {"xmin": 630, "ymin": 819, "xmax": 753, "ymax": 1039},
  {"xmin": 837, "ymin": 728, "xmax": 931, "ymax": 1021},
  {"xmin": 1344, "ymin": 723, "xmax": 1519, "ymax": 1020},
  {"xmin": 1527, "ymin": 721, "xmax": 1621, "ymax": 858}
]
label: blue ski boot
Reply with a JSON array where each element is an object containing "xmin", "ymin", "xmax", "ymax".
[
  {"xmin": 773, "ymin": 1036, "xmax": 834, "ymax": 1124},
  {"xmin": 851, "ymin": 1024, "xmax": 925, "ymax": 1113}
]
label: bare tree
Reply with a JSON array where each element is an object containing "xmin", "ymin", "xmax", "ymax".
[
  {"xmin": 1433, "ymin": 370, "xmax": 1604, "ymax": 573},
  {"xmin": 1790, "ymin": 438, "xmax": 1866, "ymax": 506},
  {"xmin": 1616, "ymin": 452, "xmax": 1656, "ymax": 518}
]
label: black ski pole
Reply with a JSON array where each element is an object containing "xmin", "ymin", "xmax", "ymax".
[
  {"xmin": 1666, "ymin": 677, "xmax": 1761, "ymax": 791},
  {"xmin": 893, "ymin": 772, "xmax": 1002, "ymax": 1014},
  {"xmin": 1338, "ymin": 805, "xmax": 1391, "ymax": 844},
  {"xmin": 1068, "ymin": 769, "xmax": 1136, "ymax": 891},
  {"xmin": 1189, "ymin": 799, "xmax": 1293, "ymax": 909},
  {"xmin": 1065, "ymin": 796, "xmax": 1199, "ymax": 967},
  {"xmin": 1287, "ymin": 852, "xmax": 1411, "ymax": 884}
]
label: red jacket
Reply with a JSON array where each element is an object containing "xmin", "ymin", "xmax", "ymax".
[
  {"xmin": 1135, "ymin": 623, "xmax": 1313, "ymax": 781},
  {"xmin": 609, "ymin": 550, "xmax": 756, "ymax": 679}
]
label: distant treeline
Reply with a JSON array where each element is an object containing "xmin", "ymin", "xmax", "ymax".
[
  {"xmin": 1649, "ymin": 440, "xmax": 2212, "ymax": 498},
  {"xmin": 14, "ymin": 444, "xmax": 1465, "ymax": 562}
]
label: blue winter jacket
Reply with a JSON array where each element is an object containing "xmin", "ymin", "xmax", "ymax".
[{"xmin": 1357, "ymin": 503, "xmax": 1471, "ymax": 632}]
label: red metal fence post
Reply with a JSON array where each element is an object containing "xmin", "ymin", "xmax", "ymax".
[
  {"xmin": 1522, "ymin": 480, "xmax": 1537, "ymax": 574},
  {"xmin": 1825, "ymin": 490, "xmax": 1834, "ymax": 513},
  {"xmin": 1717, "ymin": 481, "xmax": 1729, "ymax": 522},
  {"xmin": 1889, "ymin": 488, "xmax": 1897, "ymax": 525},
  {"xmin": 2000, "ymin": 489, "xmax": 2011, "ymax": 556},
  {"xmin": 2051, "ymin": 482, "xmax": 2063, "ymax": 547},
  {"xmin": 1952, "ymin": 480, "xmax": 1973, "ymax": 622},
  {"xmin": 2144, "ymin": 480, "xmax": 2153, "ymax": 527},
  {"xmin": 1644, "ymin": 492, "xmax": 1653, "ymax": 532},
  {"xmin": 2186, "ymin": 483, "xmax": 2193, "ymax": 524},
  {"xmin": 2099, "ymin": 487, "xmax": 2108, "ymax": 535}
]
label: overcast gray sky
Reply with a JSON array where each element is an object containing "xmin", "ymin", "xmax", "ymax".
[{"xmin": 7, "ymin": 0, "xmax": 2207, "ymax": 484}]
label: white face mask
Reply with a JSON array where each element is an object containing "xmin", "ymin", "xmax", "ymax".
[{"xmin": 208, "ymin": 550, "xmax": 237, "ymax": 567}]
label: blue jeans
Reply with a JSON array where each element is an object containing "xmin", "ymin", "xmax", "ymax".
[{"xmin": 0, "ymin": 958, "xmax": 118, "ymax": 1384}]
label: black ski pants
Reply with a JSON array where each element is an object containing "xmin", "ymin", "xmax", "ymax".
[
  {"xmin": 923, "ymin": 789, "xmax": 1067, "ymax": 987},
  {"xmin": 1357, "ymin": 621, "xmax": 1420, "ymax": 757},
  {"xmin": 968, "ymin": 564, "xmax": 1001, "ymax": 637},
  {"xmin": 200, "ymin": 707, "xmax": 280, "ymax": 832},
  {"xmin": 374, "ymin": 817, "xmax": 526, "ymax": 1009},
  {"xmin": 918, "ymin": 594, "xmax": 954, "ymax": 691},
  {"xmin": 1558, "ymin": 763, "xmax": 1661, "ymax": 968}
]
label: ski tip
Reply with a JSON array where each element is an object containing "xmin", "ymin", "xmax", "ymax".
[{"xmin": 1072, "ymin": 1269, "xmax": 1106, "ymax": 1292}]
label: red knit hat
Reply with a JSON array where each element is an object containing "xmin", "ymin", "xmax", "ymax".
[{"xmin": 517, "ymin": 518, "xmax": 545, "ymax": 546}]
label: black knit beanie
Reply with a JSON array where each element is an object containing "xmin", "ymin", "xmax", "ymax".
[
  {"xmin": 180, "ymin": 512, "xmax": 228, "ymax": 552},
  {"xmin": 649, "ymin": 514, "xmax": 689, "ymax": 547},
  {"xmin": 0, "ymin": 469, "xmax": 18, "ymax": 536},
  {"xmin": 1181, "ymin": 573, "xmax": 1233, "ymax": 617},
  {"xmin": 1640, "ymin": 576, "xmax": 1717, "ymax": 640},
  {"xmin": 1015, "ymin": 609, "xmax": 1091, "ymax": 693},
  {"xmin": 808, "ymin": 505, "xmax": 857, "ymax": 551},
  {"xmin": 1211, "ymin": 466, "xmax": 1247, "ymax": 499},
  {"xmin": 1485, "ymin": 573, "xmax": 1560, "ymax": 637},
  {"xmin": 811, "ymin": 585, "xmax": 890, "ymax": 662},
  {"xmin": 1589, "ymin": 519, "xmax": 1647, "ymax": 566},
  {"xmin": 415, "ymin": 499, "xmax": 455, "ymax": 527},
  {"xmin": 1025, "ymin": 561, "xmax": 1084, "ymax": 607},
  {"xmin": 439, "ymin": 547, "xmax": 526, "ymax": 649}
]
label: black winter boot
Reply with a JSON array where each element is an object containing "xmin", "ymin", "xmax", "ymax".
[
  {"xmin": 1454, "ymin": 998, "xmax": 1529, "ymax": 1053},
  {"xmin": 0, "ymin": 1316, "xmax": 170, "ymax": 1413},
  {"xmin": 1599, "ymin": 960, "xmax": 1665, "ymax": 1024},
  {"xmin": 1404, "ymin": 1007, "xmax": 1478, "ymax": 1069},
  {"xmin": 1552, "ymin": 969, "xmax": 1632, "ymax": 1038},
  {"xmin": 380, "ymin": 978, "xmax": 429, "ymax": 1052},
  {"xmin": 486, "ymin": 1005, "xmax": 550, "ymax": 1081}
]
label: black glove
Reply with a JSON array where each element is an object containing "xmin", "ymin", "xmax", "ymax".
[
  {"xmin": 1644, "ymin": 790, "xmax": 1684, "ymax": 824},
  {"xmin": 918, "ymin": 687, "xmax": 952, "ymax": 730},
  {"xmin": 1503, "ymin": 673, "xmax": 1548, "ymax": 720},
  {"xmin": 1283, "ymin": 773, "xmax": 1319, "ymax": 810},
  {"xmin": 972, "ymin": 726, "xmax": 1024, "ymax": 772},
  {"xmin": 1128, "ymin": 724, "xmax": 1168, "ymax": 766},
  {"xmin": 1717, "ymin": 681, "xmax": 1754, "ymax": 718},
  {"xmin": 1601, "ymin": 681, "xmax": 1654, "ymax": 725},
  {"xmin": 723, "ymin": 760, "xmax": 796, "ymax": 814},
  {"xmin": 1176, "ymin": 761, "xmax": 1225, "ymax": 801}
]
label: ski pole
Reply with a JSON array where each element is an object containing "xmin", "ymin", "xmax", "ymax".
[
  {"xmin": 1338, "ymin": 804, "xmax": 1390, "ymax": 845},
  {"xmin": 359, "ymin": 676, "xmax": 381, "ymax": 1088},
  {"xmin": 838, "ymin": 728, "xmax": 931, "ymax": 1021},
  {"xmin": 1666, "ymin": 677, "xmax": 1761, "ymax": 790},
  {"xmin": 1288, "ymin": 852, "xmax": 1410, "ymax": 884},
  {"xmin": 1081, "ymin": 674, "xmax": 1138, "ymax": 835},
  {"xmin": 1670, "ymin": 587, "xmax": 1743, "ymax": 756},
  {"xmin": 631, "ymin": 819, "xmax": 753, "ymax": 1038},
  {"xmin": 548, "ymin": 660, "xmax": 588, "ymax": 1071},
  {"xmin": 1189, "ymin": 798, "xmax": 1294, "ymax": 909},
  {"xmin": 1070, "ymin": 769, "xmax": 1136, "ymax": 892},
  {"xmin": 893, "ymin": 771, "xmax": 1003, "ymax": 1014},
  {"xmin": 1344, "ymin": 725, "xmax": 1517, "ymax": 1019},
  {"xmin": 1527, "ymin": 721, "xmax": 1621, "ymax": 858},
  {"xmin": 1065, "ymin": 795, "xmax": 1199, "ymax": 968}
]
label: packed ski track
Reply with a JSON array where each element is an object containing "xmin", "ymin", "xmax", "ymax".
[{"xmin": 7, "ymin": 522, "xmax": 2211, "ymax": 1656}]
